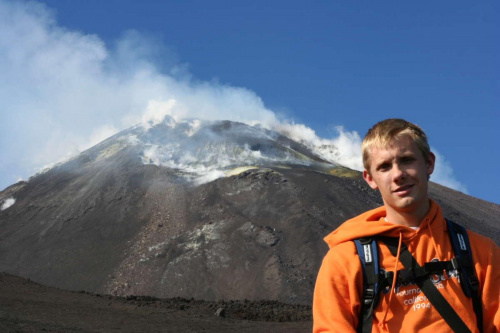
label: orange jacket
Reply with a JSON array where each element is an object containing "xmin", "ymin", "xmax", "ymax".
[{"xmin": 313, "ymin": 200, "xmax": 500, "ymax": 332}]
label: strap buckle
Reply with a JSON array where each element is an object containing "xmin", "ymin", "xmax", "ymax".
[
  {"xmin": 468, "ymin": 275, "xmax": 480, "ymax": 293},
  {"xmin": 451, "ymin": 257, "xmax": 461, "ymax": 270},
  {"xmin": 451, "ymin": 257, "xmax": 472, "ymax": 270},
  {"xmin": 363, "ymin": 288, "xmax": 375, "ymax": 305}
]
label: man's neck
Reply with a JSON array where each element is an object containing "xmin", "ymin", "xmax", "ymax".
[{"xmin": 384, "ymin": 200, "xmax": 431, "ymax": 228}]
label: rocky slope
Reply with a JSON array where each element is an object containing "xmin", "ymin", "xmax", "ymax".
[{"xmin": 1, "ymin": 119, "xmax": 498, "ymax": 305}]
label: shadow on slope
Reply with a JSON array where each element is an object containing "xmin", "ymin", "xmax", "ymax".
[{"xmin": 0, "ymin": 272, "xmax": 311, "ymax": 333}]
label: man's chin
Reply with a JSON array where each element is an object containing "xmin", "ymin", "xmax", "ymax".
[
  {"xmin": 393, "ymin": 196, "xmax": 430, "ymax": 213},
  {"xmin": 390, "ymin": 197, "xmax": 419, "ymax": 211}
]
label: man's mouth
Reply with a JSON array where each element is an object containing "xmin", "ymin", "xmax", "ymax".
[{"xmin": 393, "ymin": 184, "xmax": 414, "ymax": 194}]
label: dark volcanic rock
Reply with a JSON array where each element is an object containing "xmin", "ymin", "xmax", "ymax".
[
  {"xmin": 103, "ymin": 167, "xmax": 381, "ymax": 304},
  {"xmin": 0, "ymin": 273, "xmax": 312, "ymax": 332},
  {"xmin": 0, "ymin": 119, "xmax": 498, "ymax": 306}
]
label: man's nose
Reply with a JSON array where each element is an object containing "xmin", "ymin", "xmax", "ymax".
[{"xmin": 392, "ymin": 164, "xmax": 406, "ymax": 182}]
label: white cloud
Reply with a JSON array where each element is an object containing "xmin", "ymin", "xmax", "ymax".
[{"xmin": 431, "ymin": 149, "xmax": 468, "ymax": 194}]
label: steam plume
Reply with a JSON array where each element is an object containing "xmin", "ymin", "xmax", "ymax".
[
  {"xmin": 0, "ymin": 0, "xmax": 466, "ymax": 193},
  {"xmin": 1, "ymin": 198, "xmax": 15, "ymax": 211}
]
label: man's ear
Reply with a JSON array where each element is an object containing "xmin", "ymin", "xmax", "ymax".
[
  {"xmin": 363, "ymin": 169, "xmax": 378, "ymax": 190},
  {"xmin": 426, "ymin": 152, "xmax": 436, "ymax": 178}
]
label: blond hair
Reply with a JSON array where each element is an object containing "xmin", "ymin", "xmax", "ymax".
[{"xmin": 362, "ymin": 119, "xmax": 430, "ymax": 172}]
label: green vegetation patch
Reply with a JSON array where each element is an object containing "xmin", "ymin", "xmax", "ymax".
[{"xmin": 328, "ymin": 167, "xmax": 361, "ymax": 179}]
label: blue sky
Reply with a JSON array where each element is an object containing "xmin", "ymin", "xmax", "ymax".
[{"xmin": 0, "ymin": 0, "xmax": 498, "ymax": 203}]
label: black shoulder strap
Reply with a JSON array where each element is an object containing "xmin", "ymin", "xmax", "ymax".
[
  {"xmin": 379, "ymin": 236, "xmax": 472, "ymax": 333},
  {"xmin": 354, "ymin": 221, "xmax": 482, "ymax": 332},
  {"xmin": 354, "ymin": 238, "xmax": 380, "ymax": 333},
  {"xmin": 446, "ymin": 219, "xmax": 483, "ymax": 333}
]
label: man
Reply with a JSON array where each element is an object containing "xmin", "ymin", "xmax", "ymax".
[{"xmin": 313, "ymin": 119, "xmax": 499, "ymax": 332}]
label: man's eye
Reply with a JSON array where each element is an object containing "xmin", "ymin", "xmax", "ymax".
[
  {"xmin": 401, "ymin": 157, "xmax": 415, "ymax": 164},
  {"xmin": 378, "ymin": 163, "xmax": 391, "ymax": 171}
]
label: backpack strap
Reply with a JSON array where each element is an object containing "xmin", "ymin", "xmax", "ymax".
[
  {"xmin": 446, "ymin": 219, "xmax": 483, "ymax": 333},
  {"xmin": 354, "ymin": 220, "xmax": 482, "ymax": 332},
  {"xmin": 354, "ymin": 237, "xmax": 391, "ymax": 333},
  {"xmin": 379, "ymin": 236, "xmax": 473, "ymax": 333}
]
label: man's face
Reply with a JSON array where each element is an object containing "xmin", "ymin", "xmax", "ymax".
[{"xmin": 363, "ymin": 135, "xmax": 435, "ymax": 219}]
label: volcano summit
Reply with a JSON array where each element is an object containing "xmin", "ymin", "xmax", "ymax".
[{"xmin": 0, "ymin": 118, "xmax": 498, "ymax": 305}]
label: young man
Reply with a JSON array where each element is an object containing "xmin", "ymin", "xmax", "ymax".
[{"xmin": 313, "ymin": 119, "xmax": 499, "ymax": 332}]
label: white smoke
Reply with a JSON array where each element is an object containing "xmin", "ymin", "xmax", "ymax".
[
  {"xmin": 141, "ymin": 137, "xmax": 288, "ymax": 185},
  {"xmin": 185, "ymin": 119, "xmax": 202, "ymax": 137},
  {"xmin": 273, "ymin": 122, "xmax": 363, "ymax": 170},
  {"xmin": 0, "ymin": 0, "xmax": 465, "ymax": 193},
  {"xmin": 0, "ymin": 1, "xmax": 278, "ymax": 186},
  {"xmin": 1, "ymin": 197, "xmax": 16, "ymax": 211},
  {"xmin": 140, "ymin": 100, "xmax": 180, "ymax": 129},
  {"xmin": 84, "ymin": 125, "xmax": 120, "ymax": 151},
  {"xmin": 328, "ymin": 126, "xmax": 364, "ymax": 170}
]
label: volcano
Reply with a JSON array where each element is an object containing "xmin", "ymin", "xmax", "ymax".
[{"xmin": 0, "ymin": 118, "xmax": 498, "ymax": 305}]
